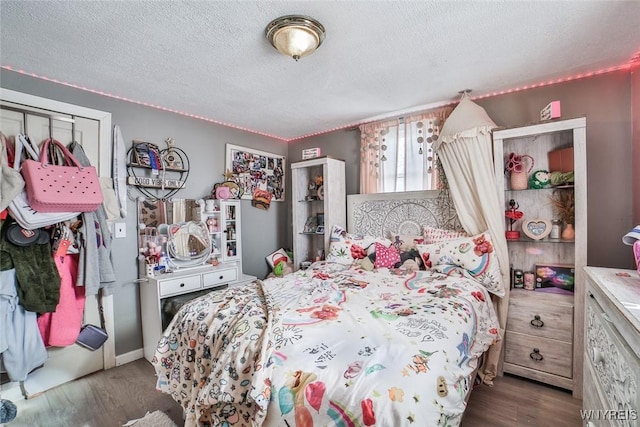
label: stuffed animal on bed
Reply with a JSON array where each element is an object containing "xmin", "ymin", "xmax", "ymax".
[
  {"xmin": 394, "ymin": 248, "xmax": 423, "ymax": 271},
  {"xmin": 266, "ymin": 259, "xmax": 294, "ymax": 279},
  {"xmin": 356, "ymin": 248, "xmax": 423, "ymax": 272}
]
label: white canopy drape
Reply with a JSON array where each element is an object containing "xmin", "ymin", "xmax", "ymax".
[{"xmin": 433, "ymin": 96, "xmax": 509, "ymax": 385}]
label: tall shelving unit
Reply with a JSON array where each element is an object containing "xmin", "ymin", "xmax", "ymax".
[
  {"xmin": 493, "ymin": 117, "xmax": 586, "ymax": 398},
  {"xmin": 291, "ymin": 157, "xmax": 346, "ymax": 271}
]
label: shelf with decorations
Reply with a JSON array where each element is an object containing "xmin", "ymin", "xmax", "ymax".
[
  {"xmin": 291, "ymin": 157, "xmax": 345, "ymax": 270},
  {"xmin": 199, "ymin": 199, "xmax": 242, "ymax": 265},
  {"xmin": 126, "ymin": 138, "xmax": 190, "ymax": 198},
  {"xmin": 493, "ymin": 116, "xmax": 586, "ymax": 398}
]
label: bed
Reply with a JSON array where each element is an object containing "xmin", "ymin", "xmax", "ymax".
[{"xmin": 152, "ymin": 191, "xmax": 502, "ymax": 427}]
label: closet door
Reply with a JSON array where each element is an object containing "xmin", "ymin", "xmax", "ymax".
[{"xmin": 0, "ymin": 101, "xmax": 109, "ymax": 398}]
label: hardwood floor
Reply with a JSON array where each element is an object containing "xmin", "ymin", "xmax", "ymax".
[
  {"xmin": 6, "ymin": 358, "xmax": 583, "ymax": 426},
  {"xmin": 8, "ymin": 359, "xmax": 183, "ymax": 427},
  {"xmin": 462, "ymin": 374, "xmax": 583, "ymax": 427}
]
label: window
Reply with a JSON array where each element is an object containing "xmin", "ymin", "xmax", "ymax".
[{"xmin": 359, "ymin": 107, "xmax": 451, "ymax": 194}]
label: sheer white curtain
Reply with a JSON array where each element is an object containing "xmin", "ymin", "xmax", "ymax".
[
  {"xmin": 359, "ymin": 108, "xmax": 451, "ymax": 194},
  {"xmin": 433, "ymin": 96, "xmax": 509, "ymax": 385}
]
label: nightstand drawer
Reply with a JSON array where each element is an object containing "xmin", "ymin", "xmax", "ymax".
[
  {"xmin": 507, "ymin": 290, "xmax": 573, "ymax": 342},
  {"xmin": 158, "ymin": 275, "xmax": 202, "ymax": 297},
  {"xmin": 504, "ymin": 331, "xmax": 573, "ymax": 378},
  {"xmin": 203, "ymin": 268, "xmax": 237, "ymax": 289}
]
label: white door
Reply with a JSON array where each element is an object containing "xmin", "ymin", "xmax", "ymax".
[{"xmin": 0, "ymin": 90, "xmax": 115, "ymax": 399}]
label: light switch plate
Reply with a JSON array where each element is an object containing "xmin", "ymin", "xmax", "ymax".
[{"xmin": 114, "ymin": 222, "xmax": 126, "ymax": 238}]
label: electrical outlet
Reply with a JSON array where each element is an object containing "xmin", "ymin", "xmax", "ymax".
[{"xmin": 114, "ymin": 223, "xmax": 126, "ymax": 238}]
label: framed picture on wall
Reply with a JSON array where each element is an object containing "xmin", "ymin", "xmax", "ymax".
[{"xmin": 225, "ymin": 144, "xmax": 286, "ymax": 202}]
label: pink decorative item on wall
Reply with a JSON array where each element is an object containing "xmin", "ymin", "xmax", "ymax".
[{"xmin": 540, "ymin": 100, "xmax": 561, "ymax": 121}]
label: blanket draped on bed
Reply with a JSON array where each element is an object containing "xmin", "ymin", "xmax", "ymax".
[
  {"xmin": 153, "ymin": 262, "xmax": 499, "ymax": 427},
  {"xmin": 152, "ymin": 282, "xmax": 277, "ymax": 427}
]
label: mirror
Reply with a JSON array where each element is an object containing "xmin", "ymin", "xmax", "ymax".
[
  {"xmin": 138, "ymin": 198, "xmax": 210, "ymax": 270},
  {"xmin": 166, "ymin": 221, "xmax": 210, "ymax": 263}
]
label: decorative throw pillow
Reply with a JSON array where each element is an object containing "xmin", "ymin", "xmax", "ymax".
[
  {"xmin": 416, "ymin": 231, "xmax": 505, "ymax": 296},
  {"xmin": 266, "ymin": 248, "xmax": 291, "ymax": 269},
  {"xmin": 387, "ymin": 233, "xmax": 425, "ymax": 252},
  {"xmin": 422, "ymin": 226, "xmax": 469, "ymax": 244},
  {"xmin": 326, "ymin": 225, "xmax": 391, "ymax": 265},
  {"xmin": 374, "ymin": 242, "xmax": 400, "ymax": 269}
]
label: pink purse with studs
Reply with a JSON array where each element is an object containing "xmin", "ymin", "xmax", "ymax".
[{"xmin": 21, "ymin": 138, "xmax": 103, "ymax": 212}]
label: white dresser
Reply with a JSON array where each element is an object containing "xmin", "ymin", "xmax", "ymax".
[{"xmin": 583, "ymin": 267, "xmax": 640, "ymax": 427}]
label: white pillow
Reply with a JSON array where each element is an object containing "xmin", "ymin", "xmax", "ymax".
[
  {"xmin": 266, "ymin": 248, "xmax": 291, "ymax": 269},
  {"xmin": 416, "ymin": 231, "xmax": 505, "ymax": 297},
  {"xmin": 326, "ymin": 225, "xmax": 391, "ymax": 265}
]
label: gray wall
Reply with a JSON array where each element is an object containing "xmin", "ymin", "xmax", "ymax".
[
  {"xmin": 1, "ymin": 70, "xmax": 289, "ymax": 355},
  {"xmin": 288, "ymin": 71, "xmax": 636, "ymax": 270},
  {"xmin": 1, "ymin": 68, "xmax": 635, "ymax": 356}
]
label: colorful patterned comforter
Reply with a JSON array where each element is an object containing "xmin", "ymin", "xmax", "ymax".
[{"xmin": 153, "ymin": 261, "xmax": 499, "ymax": 427}]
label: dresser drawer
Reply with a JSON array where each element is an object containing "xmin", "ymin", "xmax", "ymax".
[
  {"xmin": 507, "ymin": 290, "xmax": 573, "ymax": 341},
  {"xmin": 158, "ymin": 275, "xmax": 202, "ymax": 297},
  {"xmin": 582, "ymin": 359, "xmax": 615, "ymax": 427},
  {"xmin": 203, "ymin": 267, "xmax": 237, "ymax": 289},
  {"xmin": 585, "ymin": 293, "xmax": 640, "ymax": 424},
  {"xmin": 504, "ymin": 331, "xmax": 573, "ymax": 378}
]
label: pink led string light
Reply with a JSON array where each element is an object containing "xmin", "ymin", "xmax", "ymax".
[{"xmin": 2, "ymin": 60, "xmax": 636, "ymax": 142}]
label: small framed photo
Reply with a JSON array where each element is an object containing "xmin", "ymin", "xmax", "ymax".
[
  {"xmin": 303, "ymin": 216, "xmax": 317, "ymax": 233},
  {"xmin": 316, "ymin": 225, "xmax": 325, "ymax": 234}
]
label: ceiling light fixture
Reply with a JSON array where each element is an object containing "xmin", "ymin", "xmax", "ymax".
[{"xmin": 265, "ymin": 15, "xmax": 325, "ymax": 61}]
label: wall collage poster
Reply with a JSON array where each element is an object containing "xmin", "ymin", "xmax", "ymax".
[{"xmin": 225, "ymin": 144, "xmax": 286, "ymax": 203}]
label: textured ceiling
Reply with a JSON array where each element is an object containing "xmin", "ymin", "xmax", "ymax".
[{"xmin": 1, "ymin": 1, "xmax": 639, "ymax": 141}]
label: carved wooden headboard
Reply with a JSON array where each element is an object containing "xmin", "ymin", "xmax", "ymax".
[{"xmin": 347, "ymin": 190, "xmax": 461, "ymax": 238}]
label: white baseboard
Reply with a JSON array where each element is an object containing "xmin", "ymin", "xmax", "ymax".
[{"xmin": 115, "ymin": 348, "xmax": 144, "ymax": 366}]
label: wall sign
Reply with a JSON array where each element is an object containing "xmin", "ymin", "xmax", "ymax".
[
  {"xmin": 225, "ymin": 144, "xmax": 286, "ymax": 202},
  {"xmin": 302, "ymin": 147, "xmax": 321, "ymax": 159}
]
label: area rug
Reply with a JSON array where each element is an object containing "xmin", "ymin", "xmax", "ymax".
[{"xmin": 123, "ymin": 410, "xmax": 178, "ymax": 427}]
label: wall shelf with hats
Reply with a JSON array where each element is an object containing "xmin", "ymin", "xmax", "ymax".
[{"xmin": 493, "ymin": 116, "xmax": 587, "ymax": 398}]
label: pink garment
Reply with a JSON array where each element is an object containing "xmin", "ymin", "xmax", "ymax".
[{"xmin": 37, "ymin": 254, "xmax": 86, "ymax": 346}]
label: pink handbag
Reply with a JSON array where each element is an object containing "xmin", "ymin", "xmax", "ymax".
[{"xmin": 21, "ymin": 139, "xmax": 103, "ymax": 212}]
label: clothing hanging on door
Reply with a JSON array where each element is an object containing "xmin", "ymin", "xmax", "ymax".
[
  {"xmin": 69, "ymin": 142, "xmax": 116, "ymax": 296},
  {"xmin": 0, "ymin": 220, "xmax": 60, "ymax": 313},
  {"xmin": 37, "ymin": 254, "xmax": 85, "ymax": 347},
  {"xmin": 0, "ymin": 269, "xmax": 48, "ymax": 382}
]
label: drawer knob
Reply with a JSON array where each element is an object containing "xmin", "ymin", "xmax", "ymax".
[
  {"xmin": 592, "ymin": 348, "xmax": 605, "ymax": 365},
  {"xmin": 219, "ymin": 275, "xmax": 224, "ymax": 280},
  {"xmin": 530, "ymin": 315, "xmax": 544, "ymax": 328},
  {"xmin": 179, "ymin": 283, "xmax": 185, "ymax": 287},
  {"xmin": 530, "ymin": 348, "xmax": 543, "ymax": 362}
]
